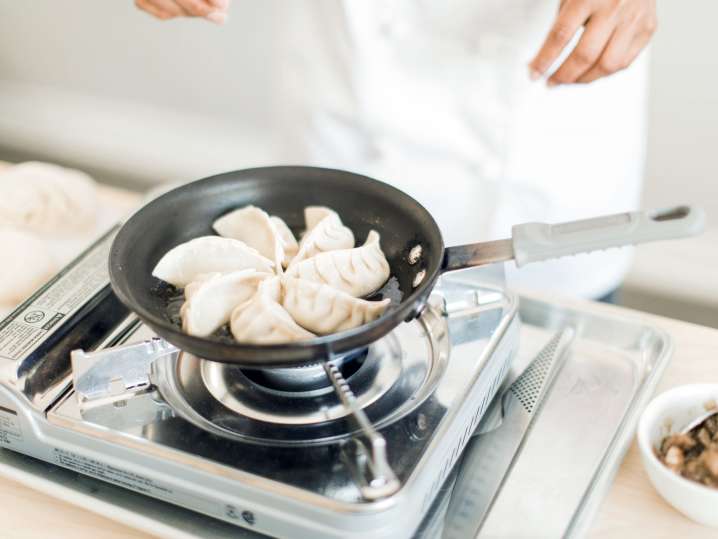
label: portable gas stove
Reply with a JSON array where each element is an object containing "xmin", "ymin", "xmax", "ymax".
[{"xmin": 0, "ymin": 228, "xmax": 519, "ymax": 539}]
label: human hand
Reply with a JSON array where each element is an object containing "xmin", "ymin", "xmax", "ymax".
[
  {"xmin": 529, "ymin": 0, "xmax": 656, "ymax": 86},
  {"xmin": 135, "ymin": 0, "xmax": 230, "ymax": 24}
]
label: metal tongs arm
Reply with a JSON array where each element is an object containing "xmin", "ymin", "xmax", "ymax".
[{"xmin": 323, "ymin": 362, "xmax": 401, "ymax": 501}]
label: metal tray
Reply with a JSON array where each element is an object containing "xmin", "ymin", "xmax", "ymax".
[
  {"xmin": 0, "ymin": 289, "xmax": 672, "ymax": 539},
  {"xmin": 419, "ymin": 282, "xmax": 672, "ymax": 538}
]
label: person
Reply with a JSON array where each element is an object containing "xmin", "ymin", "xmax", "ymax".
[{"xmin": 135, "ymin": 0, "xmax": 657, "ymax": 302}]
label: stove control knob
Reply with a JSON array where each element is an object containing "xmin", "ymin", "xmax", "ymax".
[{"xmin": 242, "ymin": 510, "xmax": 256, "ymax": 526}]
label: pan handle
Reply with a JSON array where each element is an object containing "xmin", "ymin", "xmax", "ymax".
[
  {"xmin": 442, "ymin": 205, "xmax": 705, "ymax": 272},
  {"xmin": 511, "ymin": 205, "xmax": 705, "ymax": 267}
]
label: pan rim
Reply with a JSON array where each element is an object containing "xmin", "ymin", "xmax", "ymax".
[{"xmin": 108, "ymin": 165, "xmax": 445, "ymax": 365}]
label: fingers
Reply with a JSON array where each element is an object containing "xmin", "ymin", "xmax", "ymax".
[
  {"xmin": 207, "ymin": 0, "xmax": 229, "ymax": 9},
  {"xmin": 135, "ymin": 0, "xmax": 173, "ymax": 20},
  {"xmin": 135, "ymin": 0, "xmax": 227, "ymax": 21},
  {"xmin": 575, "ymin": 4, "xmax": 655, "ymax": 85},
  {"xmin": 135, "ymin": 0, "xmax": 187, "ymax": 20},
  {"xmin": 547, "ymin": 14, "xmax": 615, "ymax": 86},
  {"xmin": 173, "ymin": 0, "xmax": 215, "ymax": 17},
  {"xmin": 576, "ymin": 28, "xmax": 649, "ymax": 84},
  {"xmin": 202, "ymin": 0, "xmax": 230, "ymax": 24},
  {"xmin": 535, "ymin": 0, "xmax": 657, "ymax": 86},
  {"xmin": 529, "ymin": 0, "xmax": 593, "ymax": 79}
]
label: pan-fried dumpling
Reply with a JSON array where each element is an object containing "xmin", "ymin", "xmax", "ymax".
[
  {"xmin": 304, "ymin": 206, "xmax": 333, "ymax": 231},
  {"xmin": 180, "ymin": 270, "xmax": 270, "ymax": 337},
  {"xmin": 282, "ymin": 277, "xmax": 390, "ymax": 334},
  {"xmin": 152, "ymin": 236, "xmax": 274, "ymax": 287},
  {"xmin": 270, "ymin": 215, "xmax": 298, "ymax": 267},
  {"xmin": 212, "ymin": 206, "xmax": 284, "ymax": 270},
  {"xmin": 284, "ymin": 231, "xmax": 390, "ymax": 297},
  {"xmin": 181, "ymin": 272, "xmax": 216, "ymax": 301},
  {"xmin": 254, "ymin": 274, "xmax": 282, "ymax": 303},
  {"xmin": 290, "ymin": 212, "xmax": 354, "ymax": 266},
  {"xmin": 230, "ymin": 278, "xmax": 314, "ymax": 344}
]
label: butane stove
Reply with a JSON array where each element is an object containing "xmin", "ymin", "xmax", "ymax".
[{"xmin": 0, "ymin": 229, "xmax": 519, "ymax": 539}]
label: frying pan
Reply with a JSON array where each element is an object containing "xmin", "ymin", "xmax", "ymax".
[{"xmin": 109, "ymin": 166, "xmax": 704, "ymax": 367}]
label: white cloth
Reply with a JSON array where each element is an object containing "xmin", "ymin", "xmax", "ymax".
[{"xmin": 277, "ymin": 0, "xmax": 648, "ymax": 298}]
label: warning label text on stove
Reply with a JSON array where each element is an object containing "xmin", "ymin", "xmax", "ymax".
[
  {"xmin": 50, "ymin": 447, "xmax": 225, "ymax": 522},
  {"xmin": 52, "ymin": 448, "xmax": 174, "ymax": 498},
  {"xmin": 0, "ymin": 233, "xmax": 113, "ymax": 361}
]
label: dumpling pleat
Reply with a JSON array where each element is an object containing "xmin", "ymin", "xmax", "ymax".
[
  {"xmin": 284, "ymin": 231, "xmax": 389, "ymax": 297},
  {"xmin": 282, "ymin": 277, "xmax": 390, "ymax": 334}
]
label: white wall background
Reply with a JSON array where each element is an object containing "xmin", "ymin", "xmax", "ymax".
[
  {"xmin": 642, "ymin": 1, "xmax": 718, "ymax": 222},
  {"xmin": 0, "ymin": 1, "xmax": 716, "ymax": 324},
  {"xmin": 0, "ymin": 0, "xmax": 285, "ymax": 185},
  {"xmin": 0, "ymin": 0, "xmax": 715, "ymax": 215}
]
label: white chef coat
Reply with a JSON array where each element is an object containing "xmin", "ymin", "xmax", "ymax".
[{"xmin": 276, "ymin": 0, "xmax": 648, "ymax": 299}]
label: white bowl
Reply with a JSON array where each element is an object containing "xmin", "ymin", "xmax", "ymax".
[{"xmin": 637, "ymin": 384, "xmax": 718, "ymax": 527}]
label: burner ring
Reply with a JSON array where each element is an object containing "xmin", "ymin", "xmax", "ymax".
[
  {"xmin": 239, "ymin": 350, "xmax": 367, "ymax": 396},
  {"xmin": 154, "ymin": 310, "xmax": 448, "ymax": 446},
  {"xmin": 198, "ymin": 343, "xmax": 400, "ymax": 426}
]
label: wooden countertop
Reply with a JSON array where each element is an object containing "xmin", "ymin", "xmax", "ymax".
[{"xmin": 0, "ymin": 178, "xmax": 717, "ymax": 538}]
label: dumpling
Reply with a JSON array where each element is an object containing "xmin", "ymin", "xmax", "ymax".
[
  {"xmin": 180, "ymin": 270, "xmax": 269, "ymax": 337},
  {"xmin": 152, "ymin": 236, "xmax": 274, "ymax": 287},
  {"xmin": 282, "ymin": 277, "xmax": 390, "ymax": 334},
  {"xmin": 304, "ymin": 206, "xmax": 333, "ymax": 231},
  {"xmin": 270, "ymin": 215, "xmax": 299, "ymax": 267},
  {"xmin": 212, "ymin": 206, "xmax": 284, "ymax": 270},
  {"xmin": 252, "ymin": 274, "xmax": 282, "ymax": 303},
  {"xmin": 290, "ymin": 212, "xmax": 354, "ymax": 266},
  {"xmin": 284, "ymin": 231, "xmax": 390, "ymax": 297},
  {"xmin": 230, "ymin": 278, "xmax": 314, "ymax": 344},
  {"xmin": 0, "ymin": 227, "xmax": 57, "ymax": 304},
  {"xmin": 0, "ymin": 161, "xmax": 97, "ymax": 234},
  {"xmin": 181, "ymin": 272, "xmax": 217, "ymax": 301}
]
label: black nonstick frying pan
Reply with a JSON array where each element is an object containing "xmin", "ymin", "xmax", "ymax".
[{"xmin": 109, "ymin": 166, "xmax": 704, "ymax": 367}]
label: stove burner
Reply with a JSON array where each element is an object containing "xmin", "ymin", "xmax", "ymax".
[
  {"xmin": 154, "ymin": 316, "xmax": 447, "ymax": 446},
  {"xmin": 198, "ymin": 344, "xmax": 399, "ymax": 427},
  {"xmin": 240, "ymin": 349, "xmax": 367, "ymax": 395}
]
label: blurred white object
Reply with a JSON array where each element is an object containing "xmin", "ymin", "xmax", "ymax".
[
  {"xmin": 0, "ymin": 227, "xmax": 57, "ymax": 304},
  {"xmin": 0, "ymin": 161, "xmax": 106, "ymax": 309},
  {"xmin": 281, "ymin": 1, "xmax": 649, "ymax": 299},
  {"xmin": 638, "ymin": 384, "xmax": 718, "ymax": 527},
  {"xmin": 0, "ymin": 161, "xmax": 97, "ymax": 234}
]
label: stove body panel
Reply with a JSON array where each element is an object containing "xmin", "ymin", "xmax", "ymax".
[{"xmin": 0, "ymin": 231, "xmax": 519, "ymax": 539}]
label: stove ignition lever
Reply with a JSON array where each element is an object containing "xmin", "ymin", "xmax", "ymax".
[{"xmin": 71, "ymin": 338, "xmax": 179, "ymax": 407}]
